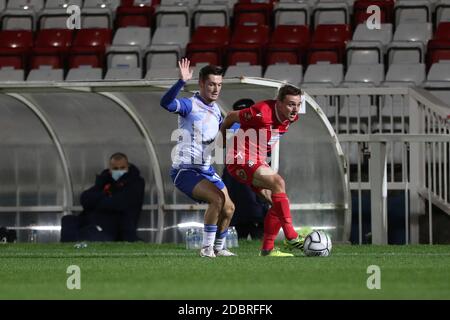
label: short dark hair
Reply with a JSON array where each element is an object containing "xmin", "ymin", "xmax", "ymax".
[
  {"xmin": 199, "ymin": 64, "xmax": 224, "ymax": 82},
  {"xmin": 232, "ymin": 98, "xmax": 255, "ymax": 111},
  {"xmin": 277, "ymin": 85, "xmax": 302, "ymax": 102},
  {"xmin": 110, "ymin": 152, "xmax": 128, "ymax": 162}
]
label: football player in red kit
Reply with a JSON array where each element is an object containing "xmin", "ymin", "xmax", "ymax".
[{"xmin": 220, "ymin": 85, "xmax": 304, "ymax": 257}]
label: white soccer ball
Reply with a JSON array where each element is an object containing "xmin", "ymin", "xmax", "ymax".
[{"xmin": 303, "ymin": 230, "xmax": 332, "ymax": 257}]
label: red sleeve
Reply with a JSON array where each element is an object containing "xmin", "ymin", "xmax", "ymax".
[{"xmin": 238, "ymin": 102, "xmax": 267, "ymax": 128}]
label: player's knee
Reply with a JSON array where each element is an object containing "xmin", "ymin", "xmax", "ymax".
[{"xmin": 223, "ymin": 202, "xmax": 235, "ymax": 218}]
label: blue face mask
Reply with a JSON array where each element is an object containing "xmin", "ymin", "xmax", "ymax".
[{"xmin": 111, "ymin": 170, "xmax": 127, "ymax": 181}]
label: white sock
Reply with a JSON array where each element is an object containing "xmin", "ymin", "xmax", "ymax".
[
  {"xmin": 214, "ymin": 229, "xmax": 228, "ymax": 251},
  {"xmin": 203, "ymin": 224, "xmax": 217, "ymax": 248}
]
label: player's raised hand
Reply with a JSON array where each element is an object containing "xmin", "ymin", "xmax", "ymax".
[{"xmin": 178, "ymin": 58, "xmax": 193, "ymax": 82}]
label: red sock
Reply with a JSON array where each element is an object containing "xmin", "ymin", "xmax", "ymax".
[
  {"xmin": 271, "ymin": 193, "xmax": 298, "ymax": 240},
  {"xmin": 262, "ymin": 208, "xmax": 281, "ymax": 251}
]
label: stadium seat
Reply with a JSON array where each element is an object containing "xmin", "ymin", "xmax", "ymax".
[
  {"xmin": 266, "ymin": 25, "xmax": 310, "ymax": 65},
  {"xmin": 263, "ymin": 64, "xmax": 303, "ymax": 86},
  {"xmin": 434, "ymin": 22, "xmax": 450, "ymax": 41},
  {"xmin": 302, "ymin": 62, "xmax": 344, "ymax": 87},
  {"xmin": 106, "ymin": 46, "xmax": 142, "ymax": 69},
  {"xmin": 273, "ymin": 2, "xmax": 309, "ymax": 26},
  {"xmin": 192, "ymin": 4, "xmax": 229, "ymax": 28},
  {"xmin": 38, "ymin": 9, "xmax": 72, "ymax": 29},
  {"xmin": 393, "ymin": 23, "xmax": 432, "ymax": 45},
  {"xmin": 186, "ymin": 26, "xmax": 230, "ymax": 65},
  {"xmin": 30, "ymin": 47, "xmax": 65, "ymax": 69},
  {"xmin": 0, "ymin": 66, "xmax": 25, "ymax": 81},
  {"xmin": 65, "ymin": 66, "xmax": 103, "ymax": 81},
  {"xmin": 435, "ymin": 0, "xmax": 450, "ymax": 25},
  {"xmin": 312, "ymin": 24, "xmax": 351, "ymax": 44},
  {"xmin": 346, "ymin": 41, "xmax": 384, "ymax": 65},
  {"xmin": 0, "ymin": 0, "xmax": 6, "ymax": 11},
  {"xmin": 353, "ymin": 0, "xmax": 394, "ymax": 25},
  {"xmin": 145, "ymin": 67, "xmax": 179, "ymax": 79},
  {"xmin": 104, "ymin": 67, "xmax": 142, "ymax": 80},
  {"xmin": 160, "ymin": 0, "xmax": 197, "ymax": 9},
  {"xmin": 84, "ymin": 0, "xmax": 120, "ymax": 11},
  {"xmin": 0, "ymin": 30, "xmax": 33, "ymax": 69},
  {"xmin": 186, "ymin": 26, "xmax": 229, "ymax": 66},
  {"xmin": 45, "ymin": 0, "xmax": 83, "ymax": 8},
  {"xmin": 7, "ymin": 0, "xmax": 44, "ymax": 11},
  {"xmin": 426, "ymin": 61, "xmax": 450, "ymax": 82},
  {"xmin": 352, "ymin": 23, "xmax": 393, "ymax": 47},
  {"xmin": 199, "ymin": 0, "xmax": 237, "ymax": 13},
  {"xmin": 312, "ymin": 1, "xmax": 349, "ymax": 28},
  {"xmin": 307, "ymin": 48, "xmax": 340, "ymax": 65},
  {"xmin": 151, "ymin": 26, "xmax": 190, "ymax": 52},
  {"xmin": 394, "ymin": 0, "xmax": 431, "ymax": 26},
  {"xmin": 0, "ymin": 9, "xmax": 35, "ymax": 30},
  {"xmin": 112, "ymin": 27, "xmax": 151, "ymax": 49},
  {"xmin": 115, "ymin": 5, "xmax": 154, "ymax": 28},
  {"xmin": 224, "ymin": 62, "xmax": 262, "ymax": 78},
  {"xmin": 186, "ymin": 45, "xmax": 222, "ymax": 66},
  {"xmin": 426, "ymin": 39, "xmax": 450, "ymax": 68},
  {"xmin": 387, "ymin": 41, "xmax": 425, "ymax": 65},
  {"xmin": 81, "ymin": 8, "xmax": 113, "ymax": 28},
  {"xmin": 34, "ymin": 29, "xmax": 73, "ymax": 54},
  {"xmin": 233, "ymin": 2, "xmax": 273, "ymax": 27},
  {"xmin": 69, "ymin": 28, "xmax": 112, "ymax": 69},
  {"xmin": 383, "ymin": 63, "xmax": 426, "ymax": 87},
  {"xmin": 343, "ymin": 64, "xmax": 385, "ymax": 87},
  {"xmin": 144, "ymin": 45, "xmax": 180, "ymax": 70},
  {"xmin": 155, "ymin": 5, "xmax": 190, "ymax": 27},
  {"xmin": 27, "ymin": 65, "xmax": 64, "ymax": 81},
  {"xmin": 227, "ymin": 24, "xmax": 269, "ymax": 66}
]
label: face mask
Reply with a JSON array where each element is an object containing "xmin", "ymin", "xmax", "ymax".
[{"xmin": 111, "ymin": 170, "xmax": 127, "ymax": 181}]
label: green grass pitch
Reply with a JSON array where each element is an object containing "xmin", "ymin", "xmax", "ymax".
[{"xmin": 0, "ymin": 241, "xmax": 449, "ymax": 299}]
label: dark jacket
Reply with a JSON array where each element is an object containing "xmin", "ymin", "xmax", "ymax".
[{"xmin": 79, "ymin": 164, "xmax": 145, "ymax": 241}]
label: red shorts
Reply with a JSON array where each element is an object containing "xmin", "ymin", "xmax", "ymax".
[{"xmin": 226, "ymin": 161, "xmax": 270, "ymax": 193}]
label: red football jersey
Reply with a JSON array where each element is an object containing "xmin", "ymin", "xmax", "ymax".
[{"xmin": 227, "ymin": 100, "xmax": 299, "ymax": 164}]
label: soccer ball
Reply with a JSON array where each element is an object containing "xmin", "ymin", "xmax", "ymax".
[{"xmin": 303, "ymin": 230, "xmax": 332, "ymax": 257}]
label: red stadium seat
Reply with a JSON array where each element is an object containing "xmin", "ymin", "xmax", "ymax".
[
  {"xmin": 186, "ymin": 47, "xmax": 221, "ymax": 66},
  {"xmin": 69, "ymin": 28, "xmax": 112, "ymax": 69},
  {"xmin": 426, "ymin": 39, "xmax": 450, "ymax": 69},
  {"xmin": 0, "ymin": 30, "xmax": 33, "ymax": 69},
  {"xmin": 115, "ymin": 6, "xmax": 154, "ymax": 28},
  {"xmin": 0, "ymin": 30, "xmax": 33, "ymax": 50},
  {"xmin": 34, "ymin": 29, "xmax": 73, "ymax": 54},
  {"xmin": 312, "ymin": 24, "xmax": 351, "ymax": 44},
  {"xmin": 30, "ymin": 47, "xmax": 64, "ymax": 69},
  {"xmin": 73, "ymin": 28, "xmax": 112, "ymax": 48},
  {"xmin": 231, "ymin": 24, "xmax": 270, "ymax": 46},
  {"xmin": 307, "ymin": 50, "xmax": 339, "ymax": 64},
  {"xmin": 227, "ymin": 24, "xmax": 270, "ymax": 66},
  {"xmin": 187, "ymin": 27, "xmax": 230, "ymax": 67},
  {"xmin": 434, "ymin": 22, "xmax": 450, "ymax": 41},
  {"xmin": 269, "ymin": 25, "xmax": 310, "ymax": 49},
  {"xmin": 265, "ymin": 46, "xmax": 302, "ymax": 65},
  {"xmin": 190, "ymin": 26, "xmax": 230, "ymax": 46},
  {"xmin": 353, "ymin": 0, "xmax": 394, "ymax": 25}
]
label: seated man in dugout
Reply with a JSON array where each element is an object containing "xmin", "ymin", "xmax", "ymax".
[{"xmin": 61, "ymin": 152, "xmax": 145, "ymax": 242}]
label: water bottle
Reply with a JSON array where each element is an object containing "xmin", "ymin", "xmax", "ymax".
[
  {"xmin": 226, "ymin": 227, "xmax": 234, "ymax": 248},
  {"xmin": 185, "ymin": 228, "xmax": 194, "ymax": 249},
  {"xmin": 230, "ymin": 226, "xmax": 239, "ymax": 248},
  {"xmin": 29, "ymin": 229, "xmax": 37, "ymax": 243},
  {"xmin": 193, "ymin": 229, "xmax": 202, "ymax": 249}
]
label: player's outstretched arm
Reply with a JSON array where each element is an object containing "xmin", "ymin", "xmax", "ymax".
[
  {"xmin": 220, "ymin": 111, "xmax": 240, "ymax": 147},
  {"xmin": 159, "ymin": 58, "xmax": 193, "ymax": 116}
]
